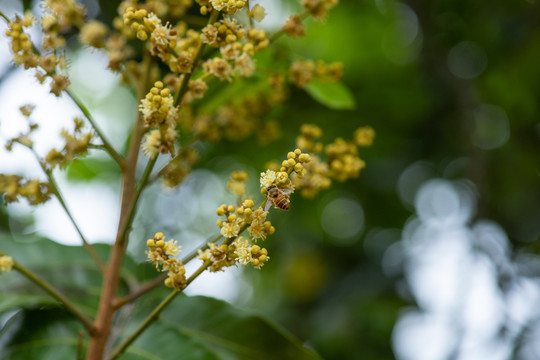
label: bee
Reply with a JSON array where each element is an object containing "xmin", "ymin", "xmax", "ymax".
[{"xmin": 264, "ymin": 185, "xmax": 293, "ymax": 211}]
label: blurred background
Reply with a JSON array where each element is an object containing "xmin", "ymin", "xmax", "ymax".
[{"xmin": 1, "ymin": 0, "xmax": 540, "ymax": 359}]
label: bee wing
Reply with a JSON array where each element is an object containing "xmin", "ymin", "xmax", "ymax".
[
  {"xmin": 279, "ymin": 188, "xmax": 293, "ymax": 196},
  {"xmin": 264, "ymin": 197, "xmax": 273, "ymax": 212}
]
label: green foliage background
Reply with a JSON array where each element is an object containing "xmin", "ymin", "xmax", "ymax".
[{"xmin": 1, "ymin": 0, "xmax": 540, "ymax": 359}]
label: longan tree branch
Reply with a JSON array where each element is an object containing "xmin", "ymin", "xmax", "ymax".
[
  {"xmin": 112, "ymin": 232, "xmax": 223, "ymax": 309},
  {"xmin": 0, "ymin": 250, "xmax": 96, "ymax": 334},
  {"xmin": 107, "ymin": 259, "xmax": 212, "ymax": 360},
  {"xmin": 107, "ymin": 228, "xmax": 243, "ymax": 359}
]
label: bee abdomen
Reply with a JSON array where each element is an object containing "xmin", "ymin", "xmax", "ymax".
[{"xmin": 275, "ymin": 197, "xmax": 290, "ymax": 210}]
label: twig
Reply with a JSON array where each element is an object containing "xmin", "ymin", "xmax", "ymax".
[
  {"xmin": 107, "ymin": 260, "xmax": 212, "ymax": 360},
  {"xmin": 112, "ymin": 232, "xmax": 223, "ymax": 309},
  {"xmin": 65, "ymin": 90, "xmax": 125, "ymax": 169},
  {"xmin": 0, "ymin": 250, "xmax": 96, "ymax": 334},
  {"xmin": 26, "ymin": 148, "xmax": 105, "ymax": 273}
]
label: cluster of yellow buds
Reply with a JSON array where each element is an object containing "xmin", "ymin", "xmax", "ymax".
[
  {"xmin": 198, "ymin": 243, "xmax": 237, "ymax": 272},
  {"xmin": 245, "ymin": 29, "xmax": 269, "ymax": 54},
  {"xmin": 209, "ymin": 0, "xmax": 246, "ymax": 15},
  {"xmin": 233, "ymin": 237, "xmax": 269, "ymax": 269},
  {"xmin": 146, "ymin": 232, "xmax": 187, "ymax": 290},
  {"xmin": 292, "ymin": 124, "xmax": 374, "ymax": 195},
  {"xmin": 302, "ymin": 0, "xmax": 339, "ymax": 20},
  {"xmin": 326, "ymin": 138, "xmax": 365, "ymax": 182},
  {"xmin": 279, "ymin": 149, "xmax": 312, "ymax": 177},
  {"xmin": 139, "ymin": 81, "xmax": 178, "ymax": 156},
  {"xmin": 139, "ymin": 80, "xmax": 177, "ymax": 156},
  {"xmin": 45, "ymin": 118, "xmax": 94, "ymax": 169},
  {"xmin": 292, "ymin": 156, "xmax": 331, "ymax": 197},
  {"xmin": 354, "ymin": 126, "xmax": 376, "ymax": 147},
  {"xmin": 123, "ymin": 8, "xmax": 155, "ymax": 41},
  {"xmin": 5, "ymin": 12, "xmax": 37, "ymax": 69},
  {"xmin": 0, "ymin": 174, "xmax": 51, "ymax": 205},
  {"xmin": 5, "ymin": 11, "xmax": 70, "ymax": 96},
  {"xmin": 282, "ymin": 16, "xmax": 305, "ymax": 38},
  {"xmin": 79, "ymin": 20, "xmax": 109, "ymax": 48},
  {"xmin": 201, "ymin": 17, "xmax": 245, "ymax": 48},
  {"xmin": 289, "ymin": 60, "xmax": 343, "ymax": 88},
  {"xmin": 226, "ymin": 170, "xmax": 248, "ymax": 198},
  {"xmin": 0, "ymin": 255, "xmax": 14, "ymax": 273},
  {"xmin": 296, "ymin": 124, "xmax": 324, "ymax": 153}
]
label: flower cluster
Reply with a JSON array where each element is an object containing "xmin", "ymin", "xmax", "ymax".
[
  {"xmin": 45, "ymin": 118, "xmax": 94, "ymax": 169},
  {"xmin": 139, "ymin": 81, "xmax": 178, "ymax": 156},
  {"xmin": 354, "ymin": 126, "xmax": 376, "ymax": 147},
  {"xmin": 227, "ymin": 170, "xmax": 248, "ymax": 198},
  {"xmin": 0, "ymin": 174, "xmax": 51, "ymax": 205},
  {"xmin": 302, "ymin": 0, "xmax": 339, "ymax": 20},
  {"xmin": 283, "ymin": 16, "xmax": 305, "ymax": 38},
  {"xmin": 209, "ymin": 0, "xmax": 246, "ymax": 15},
  {"xmin": 146, "ymin": 232, "xmax": 187, "ymax": 290},
  {"xmin": 292, "ymin": 124, "xmax": 375, "ymax": 196},
  {"xmin": 79, "ymin": 20, "xmax": 109, "ymax": 48},
  {"xmin": 0, "ymin": 256, "xmax": 14, "ymax": 273},
  {"xmin": 232, "ymin": 237, "xmax": 269, "ymax": 269},
  {"xmin": 201, "ymin": 17, "xmax": 245, "ymax": 48},
  {"xmin": 5, "ymin": 10, "xmax": 70, "ymax": 96},
  {"xmin": 123, "ymin": 8, "xmax": 195, "ymax": 74},
  {"xmin": 289, "ymin": 60, "xmax": 343, "ymax": 88},
  {"xmin": 198, "ymin": 243, "xmax": 237, "ymax": 272}
]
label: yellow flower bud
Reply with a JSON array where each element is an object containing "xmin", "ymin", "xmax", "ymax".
[
  {"xmin": 251, "ymin": 259, "xmax": 260, "ymax": 266},
  {"xmin": 294, "ymin": 148, "xmax": 302, "ymax": 155},
  {"xmin": 244, "ymin": 208, "xmax": 253, "ymax": 216},
  {"xmin": 243, "ymin": 199, "xmax": 255, "ymax": 208},
  {"xmin": 154, "ymin": 232, "xmax": 164, "ymax": 240},
  {"xmin": 217, "ymin": 219, "xmax": 224, "ymax": 227},
  {"xmin": 228, "ymin": 214, "xmax": 237, "ymax": 222},
  {"xmin": 287, "ymin": 151, "xmax": 296, "ymax": 159},
  {"xmin": 161, "ymin": 88, "xmax": 170, "ymax": 97},
  {"xmin": 156, "ymin": 240, "xmax": 165, "ymax": 248},
  {"xmin": 294, "ymin": 163, "xmax": 303, "ymax": 172},
  {"xmin": 155, "ymin": 81, "xmax": 164, "ymax": 89},
  {"xmin": 268, "ymin": 226, "xmax": 275, "ymax": 235},
  {"xmin": 287, "ymin": 159, "xmax": 296, "ymax": 167},
  {"xmin": 259, "ymin": 254, "xmax": 267, "ymax": 262},
  {"xmin": 227, "ymin": 205, "xmax": 236, "ymax": 213},
  {"xmin": 252, "ymin": 245, "xmax": 261, "ymax": 254},
  {"xmin": 216, "ymin": 207, "xmax": 225, "ymax": 216},
  {"xmin": 146, "ymin": 239, "xmax": 155, "ymax": 247}
]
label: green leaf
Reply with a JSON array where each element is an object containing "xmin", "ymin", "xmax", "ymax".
[
  {"xmin": 66, "ymin": 156, "xmax": 119, "ymax": 182},
  {"xmin": 0, "ymin": 308, "xmax": 82, "ymax": 360},
  {"xmin": 305, "ymin": 80, "xmax": 356, "ymax": 110},
  {"xmin": 0, "ymin": 233, "xmax": 113, "ymax": 315},
  {"xmin": 130, "ymin": 294, "xmax": 322, "ymax": 360}
]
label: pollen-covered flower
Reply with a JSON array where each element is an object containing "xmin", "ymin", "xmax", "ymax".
[
  {"xmin": 210, "ymin": 0, "xmax": 246, "ymax": 15},
  {"xmin": 203, "ymin": 58, "xmax": 233, "ymax": 81},
  {"xmin": 220, "ymin": 220, "xmax": 240, "ymax": 238},
  {"xmin": 233, "ymin": 237, "xmax": 252, "ymax": 265},
  {"xmin": 260, "ymin": 170, "xmax": 276, "ymax": 189},
  {"xmin": 198, "ymin": 243, "xmax": 237, "ymax": 272},
  {"xmin": 0, "ymin": 256, "xmax": 14, "ymax": 273},
  {"xmin": 146, "ymin": 232, "xmax": 186, "ymax": 288}
]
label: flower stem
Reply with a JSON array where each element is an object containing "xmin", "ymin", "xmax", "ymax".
[
  {"xmin": 173, "ymin": 9, "xmax": 220, "ymax": 106},
  {"xmin": 0, "ymin": 250, "xmax": 96, "ymax": 334},
  {"xmin": 65, "ymin": 90, "xmax": 125, "ymax": 169}
]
